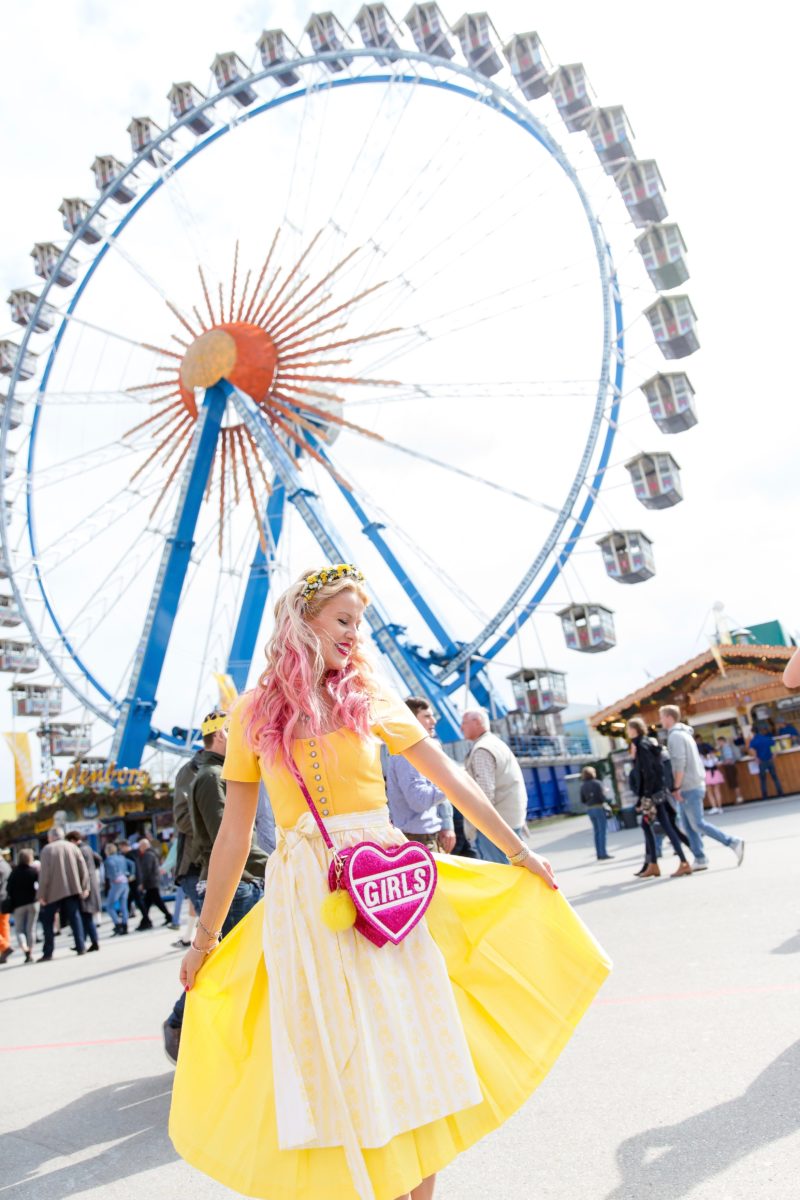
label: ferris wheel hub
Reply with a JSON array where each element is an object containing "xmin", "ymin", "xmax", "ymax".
[{"xmin": 178, "ymin": 322, "xmax": 277, "ymax": 414}]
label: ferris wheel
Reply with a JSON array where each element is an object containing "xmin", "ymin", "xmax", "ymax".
[{"xmin": 0, "ymin": 6, "xmax": 699, "ymax": 768}]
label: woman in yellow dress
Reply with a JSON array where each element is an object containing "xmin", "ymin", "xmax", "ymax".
[{"xmin": 170, "ymin": 565, "xmax": 611, "ymax": 1200}]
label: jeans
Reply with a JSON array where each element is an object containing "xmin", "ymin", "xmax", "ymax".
[
  {"xmin": 171, "ymin": 884, "xmax": 185, "ymax": 927},
  {"xmin": 678, "ymin": 787, "xmax": 734, "ymax": 859},
  {"xmin": 758, "ymin": 760, "xmax": 783, "ymax": 799},
  {"xmin": 167, "ymin": 878, "xmax": 263, "ymax": 1030},
  {"xmin": 587, "ymin": 806, "xmax": 608, "ymax": 858},
  {"xmin": 474, "ymin": 827, "xmax": 527, "ymax": 864},
  {"xmin": 41, "ymin": 894, "xmax": 85, "ymax": 958},
  {"xmin": 13, "ymin": 903, "xmax": 39, "ymax": 952},
  {"xmin": 106, "ymin": 880, "xmax": 129, "ymax": 925},
  {"xmin": 80, "ymin": 910, "xmax": 99, "ymax": 948}
]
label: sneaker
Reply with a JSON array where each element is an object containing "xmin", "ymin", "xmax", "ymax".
[
  {"xmin": 171, "ymin": 938, "xmax": 191, "ymax": 949},
  {"xmin": 733, "ymin": 838, "xmax": 745, "ymax": 866},
  {"xmin": 693, "ymin": 859, "xmax": 709, "ymax": 871},
  {"xmin": 162, "ymin": 1019, "xmax": 181, "ymax": 1067}
]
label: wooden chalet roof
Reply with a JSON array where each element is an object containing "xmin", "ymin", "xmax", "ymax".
[{"xmin": 590, "ymin": 644, "xmax": 795, "ymax": 732}]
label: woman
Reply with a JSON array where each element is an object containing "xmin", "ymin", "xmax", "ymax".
[
  {"xmin": 6, "ymin": 849, "xmax": 39, "ymax": 963},
  {"xmin": 717, "ymin": 736, "xmax": 743, "ymax": 804},
  {"xmin": 702, "ymin": 748, "xmax": 725, "ymax": 813},
  {"xmin": 66, "ymin": 831, "xmax": 102, "ymax": 951},
  {"xmin": 170, "ymin": 565, "xmax": 610, "ymax": 1200},
  {"xmin": 103, "ymin": 842, "xmax": 133, "ymax": 934},
  {"xmin": 579, "ymin": 766, "xmax": 614, "ymax": 861},
  {"xmin": 628, "ymin": 718, "xmax": 692, "ymax": 879}
]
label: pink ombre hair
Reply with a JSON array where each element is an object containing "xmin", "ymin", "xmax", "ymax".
[{"xmin": 243, "ymin": 569, "xmax": 378, "ymax": 764}]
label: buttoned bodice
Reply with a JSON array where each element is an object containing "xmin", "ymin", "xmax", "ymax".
[{"xmin": 223, "ymin": 692, "xmax": 427, "ymax": 828}]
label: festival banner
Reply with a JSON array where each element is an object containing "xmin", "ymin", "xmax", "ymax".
[{"xmin": 2, "ymin": 732, "xmax": 34, "ymax": 816}]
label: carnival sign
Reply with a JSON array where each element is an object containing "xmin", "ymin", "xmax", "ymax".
[{"xmin": 28, "ymin": 761, "xmax": 151, "ymax": 807}]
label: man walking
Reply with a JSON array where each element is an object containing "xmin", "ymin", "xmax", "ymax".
[
  {"xmin": 386, "ymin": 697, "xmax": 456, "ymax": 853},
  {"xmin": 38, "ymin": 826, "xmax": 90, "ymax": 960},
  {"xmin": 461, "ymin": 709, "xmax": 528, "ymax": 863},
  {"xmin": 135, "ymin": 838, "xmax": 172, "ymax": 930},
  {"xmin": 171, "ymin": 737, "xmax": 206, "ymax": 943},
  {"xmin": 749, "ymin": 725, "xmax": 784, "ymax": 800},
  {"xmin": 659, "ymin": 705, "xmax": 745, "ymax": 870},
  {"xmin": 162, "ymin": 710, "xmax": 268, "ymax": 1064}
]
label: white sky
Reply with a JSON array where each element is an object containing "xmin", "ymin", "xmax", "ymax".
[{"xmin": 0, "ymin": 0, "xmax": 798, "ymax": 808}]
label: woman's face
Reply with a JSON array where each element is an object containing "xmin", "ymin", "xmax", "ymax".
[{"xmin": 306, "ymin": 588, "xmax": 365, "ymax": 673}]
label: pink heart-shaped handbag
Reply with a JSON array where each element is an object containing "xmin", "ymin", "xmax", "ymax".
[{"xmin": 289, "ymin": 760, "xmax": 437, "ymax": 947}]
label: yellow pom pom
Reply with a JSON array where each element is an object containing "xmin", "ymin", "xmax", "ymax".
[{"xmin": 321, "ymin": 887, "xmax": 357, "ymax": 932}]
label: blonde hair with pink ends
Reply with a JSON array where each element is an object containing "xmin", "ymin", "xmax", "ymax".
[{"xmin": 243, "ymin": 570, "xmax": 378, "ymax": 764}]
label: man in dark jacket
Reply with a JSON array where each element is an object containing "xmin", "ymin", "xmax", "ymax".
[
  {"xmin": 135, "ymin": 838, "xmax": 172, "ymax": 930},
  {"xmin": 172, "ymin": 746, "xmax": 205, "ymax": 944},
  {"xmin": 163, "ymin": 710, "xmax": 268, "ymax": 1064}
]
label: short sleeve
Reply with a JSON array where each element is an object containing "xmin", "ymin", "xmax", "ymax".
[
  {"xmin": 371, "ymin": 692, "xmax": 428, "ymax": 755},
  {"xmin": 222, "ymin": 697, "xmax": 262, "ymax": 783}
]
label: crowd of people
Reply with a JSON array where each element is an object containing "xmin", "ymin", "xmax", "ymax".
[
  {"xmin": 580, "ymin": 703, "xmax": 753, "ymax": 875},
  {"xmin": 1, "ymin": 694, "xmax": 786, "ymax": 969},
  {"xmin": 0, "ymin": 827, "xmax": 189, "ymax": 965}
]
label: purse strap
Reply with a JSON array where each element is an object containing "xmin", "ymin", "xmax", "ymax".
[{"xmin": 286, "ymin": 755, "xmax": 335, "ymax": 852}]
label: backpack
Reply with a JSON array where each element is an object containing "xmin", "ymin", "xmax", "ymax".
[{"xmin": 660, "ymin": 749, "xmax": 675, "ymax": 793}]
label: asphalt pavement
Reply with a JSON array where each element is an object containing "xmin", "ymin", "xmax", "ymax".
[{"xmin": 2, "ymin": 795, "xmax": 799, "ymax": 1199}]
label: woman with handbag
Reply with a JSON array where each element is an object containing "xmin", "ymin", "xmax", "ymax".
[
  {"xmin": 170, "ymin": 565, "xmax": 610, "ymax": 1200},
  {"xmin": 627, "ymin": 718, "xmax": 692, "ymax": 880}
]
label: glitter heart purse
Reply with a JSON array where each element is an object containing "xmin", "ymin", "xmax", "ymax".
[{"xmin": 288, "ymin": 760, "xmax": 437, "ymax": 948}]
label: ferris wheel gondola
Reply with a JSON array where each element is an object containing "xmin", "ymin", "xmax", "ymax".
[{"xmin": 0, "ymin": 8, "xmax": 701, "ymax": 768}]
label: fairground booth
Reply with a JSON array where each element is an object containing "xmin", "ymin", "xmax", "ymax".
[{"xmin": 590, "ymin": 634, "xmax": 799, "ymax": 805}]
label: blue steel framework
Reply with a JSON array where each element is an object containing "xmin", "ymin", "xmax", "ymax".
[{"xmin": 0, "ymin": 46, "xmax": 624, "ymax": 763}]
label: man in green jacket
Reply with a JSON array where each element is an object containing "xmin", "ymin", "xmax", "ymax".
[{"xmin": 163, "ymin": 711, "xmax": 268, "ymax": 1064}]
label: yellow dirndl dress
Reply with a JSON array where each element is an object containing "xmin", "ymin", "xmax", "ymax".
[{"xmin": 170, "ymin": 695, "xmax": 611, "ymax": 1200}]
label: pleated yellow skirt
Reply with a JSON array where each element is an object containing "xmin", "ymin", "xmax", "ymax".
[{"xmin": 170, "ymin": 845, "xmax": 610, "ymax": 1200}]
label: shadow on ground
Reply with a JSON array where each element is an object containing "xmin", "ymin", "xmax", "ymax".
[
  {"xmin": 604, "ymin": 1040, "xmax": 800, "ymax": 1199},
  {"xmin": 1, "ymin": 1073, "xmax": 177, "ymax": 1198}
]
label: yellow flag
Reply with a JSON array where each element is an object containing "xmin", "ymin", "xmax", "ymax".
[
  {"xmin": 709, "ymin": 641, "xmax": 727, "ymax": 677},
  {"xmin": 3, "ymin": 732, "xmax": 34, "ymax": 814},
  {"xmin": 213, "ymin": 673, "xmax": 238, "ymax": 712}
]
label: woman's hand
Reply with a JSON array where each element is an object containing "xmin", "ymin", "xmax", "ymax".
[
  {"xmin": 180, "ymin": 944, "xmax": 214, "ymax": 991},
  {"xmin": 523, "ymin": 851, "xmax": 557, "ymax": 890}
]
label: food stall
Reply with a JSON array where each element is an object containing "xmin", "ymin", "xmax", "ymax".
[{"xmin": 591, "ymin": 643, "xmax": 800, "ymax": 805}]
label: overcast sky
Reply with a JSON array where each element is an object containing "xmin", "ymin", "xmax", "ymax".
[{"xmin": 0, "ymin": 0, "xmax": 797, "ymax": 809}]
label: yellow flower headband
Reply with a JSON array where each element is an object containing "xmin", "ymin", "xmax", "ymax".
[{"xmin": 301, "ymin": 563, "xmax": 365, "ymax": 600}]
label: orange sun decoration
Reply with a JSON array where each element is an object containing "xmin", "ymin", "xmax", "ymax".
[{"xmin": 125, "ymin": 232, "xmax": 402, "ymax": 554}]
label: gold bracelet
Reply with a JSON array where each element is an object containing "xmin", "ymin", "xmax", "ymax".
[{"xmin": 508, "ymin": 845, "xmax": 530, "ymax": 866}]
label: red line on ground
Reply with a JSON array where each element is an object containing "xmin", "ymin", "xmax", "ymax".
[
  {"xmin": 0, "ymin": 1034, "xmax": 161, "ymax": 1053},
  {"xmin": 595, "ymin": 982, "xmax": 800, "ymax": 1006}
]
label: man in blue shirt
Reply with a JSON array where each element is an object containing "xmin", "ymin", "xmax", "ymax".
[
  {"xmin": 749, "ymin": 727, "xmax": 784, "ymax": 799},
  {"xmin": 386, "ymin": 697, "xmax": 456, "ymax": 853}
]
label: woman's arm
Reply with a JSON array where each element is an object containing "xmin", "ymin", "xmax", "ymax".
[
  {"xmin": 403, "ymin": 739, "xmax": 557, "ymax": 889},
  {"xmin": 181, "ymin": 780, "xmax": 259, "ymax": 989}
]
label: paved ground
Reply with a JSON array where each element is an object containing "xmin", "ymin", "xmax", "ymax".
[{"xmin": 2, "ymin": 796, "xmax": 799, "ymax": 1199}]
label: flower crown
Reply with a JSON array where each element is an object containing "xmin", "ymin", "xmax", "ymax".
[{"xmin": 301, "ymin": 563, "xmax": 365, "ymax": 601}]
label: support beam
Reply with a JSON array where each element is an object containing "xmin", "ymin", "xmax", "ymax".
[
  {"xmin": 111, "ymin": 383, "xmax": 228, "ymax": 767},
  {"xmin": 230, "ymin": 386, "xmax": 464, "ymax": 739},
  {"xmin": 315, "ymin": 442, "xmax": 501, "ymax": 715},
  {"xmin": 226, "ymin": 480, "xmax": 287, "ymax": 691}
]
